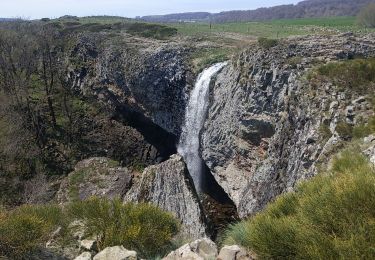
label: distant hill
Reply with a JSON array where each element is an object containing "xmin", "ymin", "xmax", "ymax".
[
  {"xmin": 140, "ymin": 12, "xmax": 211, "ymax": 23},
  {"xmin": 0, "ymin": 18, "xmax": 19, "ymax": 22},
  {"xmin": 141, "ymin": 0, "xmax": 374, "ymax": 23}
]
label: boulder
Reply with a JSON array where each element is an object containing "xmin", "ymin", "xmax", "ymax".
[
  {"xmin": 93, "ymin": 246, "xmax": 137, "ymax": 260},
  {"xmin": 57, "ymin": 157, "xmax": 132, "ymax": 203},
  {"xmin": 80, "ymin": 239, "xmax": 98, "ymax": 251},
  {"xmin": 218, "ymin": 245, "xmax": 252, "ymax": 260},
  {"xmin": 124, "ymin": 154, "xmax": 206, "ymax": 238},
  {"xmin": 163, "ymin": 238, "xmax": 217, "ymax": 260},
  {"xmin": 75, "ymin": 252, "xmax": 92, "ymax": 260}
]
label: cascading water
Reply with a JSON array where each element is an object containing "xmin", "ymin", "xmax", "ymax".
[{"xmin": 178, "ymin": 62, "xmax": 227, "ymax": 193}]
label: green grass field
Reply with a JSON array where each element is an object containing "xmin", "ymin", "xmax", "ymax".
[
  {"xmin": 45, "ymin": 15, "xmax": 374, "ymax": 40},
  {"xmin": 171, "ymin": 16, "xmax": 374, "ymax": 38}
]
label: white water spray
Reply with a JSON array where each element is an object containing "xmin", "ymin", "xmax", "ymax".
[{"xmin": 178, "ymin": 62, "xmax": 227, "ymax": 193}]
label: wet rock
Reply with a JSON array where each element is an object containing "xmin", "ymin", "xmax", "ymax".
[
  {"xmin": 163, "ymin": 238, "xmax": 217, "ymax": 260},
  {"xmin": 124, "ymin": 154, "xmax": 206, "ymax": 238},
  {"xmin": 57, "ymin": 158, "xmax": 132, "ymax": 203}
]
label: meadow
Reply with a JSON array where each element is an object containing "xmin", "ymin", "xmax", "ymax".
[{"xmin": 171, "ymin": 16, "xmax": 374, "ymax": 38}]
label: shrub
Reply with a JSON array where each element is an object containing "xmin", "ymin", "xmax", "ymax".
[
  {"xmin": 357, "ymin": 3, "xmax": 375, "ymax": 28},
  {"xmin": 258, "ymin": 37, "xmax": 279, "ymax": 49},
  {"xmin": 67, "ymin": 197, "xmax": 179, "ymax": 258},
  {"xmin": 223, "ymin": 150, "xmax": 375, "ymax": 259},
  {"xmin": 353, "ymin": 116, "xmax": 375, "ymax": 138},
  {"xmin": 126, "ymin": 23, "xmax": 177, "ymax": 39},
  {"xmin": 287, "ymin": 56, "xmax": 303, "ymax": 69},
  {"xmin": 0, "ymin": 199, "xmax": 179, "ymax": 259},
  {"xmin": 319, "ymin": 123, "xmax": 332, "ymax": 141},
  {"xmin": 310, "ymin": 58, "xmax": 375, "ymax": 94},
  {"xmin": 335, "ymin": 121, "xmax": 353, "ymax": 139},
  {"xmin": 0, "ymin": 204, "xmax": 65, "ymax": 258}
]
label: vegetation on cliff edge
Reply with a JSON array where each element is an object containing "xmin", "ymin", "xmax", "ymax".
[
  {"xmin": 223, "ymin": 150, "xmax": 375, "ymax": 259},
  {"xmin": 0, "ymin": 198, "xmax": 179, "ymax": 259}
]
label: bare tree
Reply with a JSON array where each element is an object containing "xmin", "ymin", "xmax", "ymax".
[{"xmin": 36, "ymin": 25, "xmax": 61, "ymax": 128}]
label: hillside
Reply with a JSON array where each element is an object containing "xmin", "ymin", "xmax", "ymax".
[{"xmin": 141, "ymin": 0, "xmax": 374, "ymax": 23}]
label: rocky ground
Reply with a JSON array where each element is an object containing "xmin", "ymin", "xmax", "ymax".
[{"xmin": 72, "ymin": 238, "xmax": 253, "ymax": 260}]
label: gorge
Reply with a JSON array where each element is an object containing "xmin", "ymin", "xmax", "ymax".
[{"xmin": 1, "ymin": 17, "xmax": 375, "ymax": 259}]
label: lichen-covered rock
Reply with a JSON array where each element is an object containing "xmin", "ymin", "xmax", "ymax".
[
  {"xmin": 163, "ymin": 238, "xmax": 217, "ymax": 260},
  {"xmin": 124, "ymin": 154, "xmax": 206, "ymax": 238},
  {"xmin": 93, "ymin": 246, "xmax": 137, "ymax": 260},
  {"xmin": 202, "ymin": 33, "xmax": 375, "ymax": 217},
  {"xmin": 57, "ymin": 158, "xmax": 132, "ymax": 203}
]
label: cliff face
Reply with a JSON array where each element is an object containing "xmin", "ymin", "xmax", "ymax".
[
  {"xmin": 65, "ymin": 33, "xmax": 193, "ymax": 136},
  {"xmin": 202, "ymin": 33, "xmax": 375, "ymax": 217},
  {"xmin": 124, "ymin": 154, "xmax": 207, "ymax": 238},
  {"xmin": 53, "ymin": 33, "xmax": 375, "ymax": 237}
]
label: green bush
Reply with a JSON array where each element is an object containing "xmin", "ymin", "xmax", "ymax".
[
  {"xmin": 310, "ymin": 58, "xmax": 375, "ymax": 94},
  {"xmin": 335, "ymin": 121, "xmax": 353, "ymax": 139},
  {"xmin": 0, "ymin": 204, "xmax": 65, "ymax": 258},
  {"xmin": 68, "ymin": 197, "xmax": 179, "ymax": 258},
  {"xmin": 287, "ymin": 56, "xmax": 303, "ymax": 69},
  {"xmin": 353, "ymin": 116, "xmax": 375, "ymax": 138},
  {"xmin": 319, "ymin": 123, "xmax": 332, "ymax": 141},
  {"xmin": 126, "ymin": 23, "xmax": 177, "ymax": 39},
  {"xmin": 0, "ymin": 199, "xmax": 179, "ymax": 259},
  {"xmin": 257, "ymin": 37, "xmax": 279, "ymax": 49},
  {"xmin": 223, "ymin": 150, "xmax": 375, "ymax": 259}
]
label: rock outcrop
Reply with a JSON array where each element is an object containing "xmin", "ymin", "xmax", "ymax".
[
  {"xmin": 163, "ymin": 238, "xmax": 218, "ymax": 260},
  {"xmin": 363, "ymin": 135, "xmax": 375, "ymax": 165},
  {"xmin": 218, "ymin": 245, "xmax": 253, "ymax": 260},
  {"xmin": 93, "ymin": 246, "xmax": 137, "ymax": 260},
  {"xmin": 202, "ymin": 33, "xmax": 375, "ymax": 217},
  {"xmin": 74, "ymin": 252, "xmax": 92, "ymax": 260},
  {"xmin": 124, "ymin": 154, "xmax": 207, "ymax": 238},
  {"xmin": 57, "ymin": 157, "xmax": 132, "ymax": 203}
]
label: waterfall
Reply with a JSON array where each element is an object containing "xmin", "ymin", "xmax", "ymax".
[{"xmin": 178, "ymin": 62, "xmax": 227, "ymax": 193}]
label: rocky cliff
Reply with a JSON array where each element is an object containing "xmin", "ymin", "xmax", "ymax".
[
  {"xmin": 202, "ymin": 33, "xmax": 375, "ymax": 217},
  {"xmin": 59, "ymin": 32, "xmax": 375, "ymax": 234},
  {"xmin": 66, "ymin": 34, "xmax": 192, "ymax": 137},
  {"xmin": 27, "ymin": 29, "xmax": 373, "ymax": 241},
  {"xmin": 124, "ymin": 154, "xmax": 207, "ymax": 238}
]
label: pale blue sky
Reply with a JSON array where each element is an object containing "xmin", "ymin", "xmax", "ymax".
[{"xmin": 1, "ymin": 0, "xmax": 301, "ymax": 19}]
